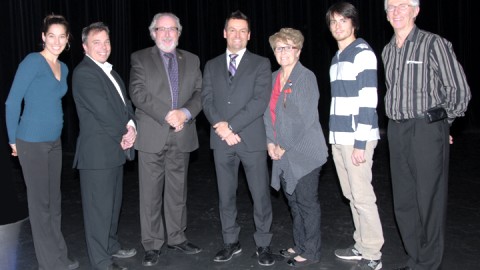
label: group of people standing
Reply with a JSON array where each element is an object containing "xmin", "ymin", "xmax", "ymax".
[{"xmin": 5, "ymin": 1, "xmax": 471, "ymax": 270}]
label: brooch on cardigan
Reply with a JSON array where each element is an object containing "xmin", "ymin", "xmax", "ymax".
[{"xmin": 283, "ymin": 80, "xmax": 293, "ymax": 108}]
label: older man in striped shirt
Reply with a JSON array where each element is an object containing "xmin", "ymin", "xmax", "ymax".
[{"xmin": 382, "ymin": 1, "xmax": 471, "ymax": 270}]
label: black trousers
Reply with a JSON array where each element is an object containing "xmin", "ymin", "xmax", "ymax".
[
  {"xmin": 16, "ymin": 138, "xmax": 70, "ymax": 270},
  {"xmin": 213, "ymin": 148, "xmax": 273, "ymax": 247},
  {"xmin": 281, "ymin": 167, "xmax": 322, "ymax": 261},
  {"xmin": 388, "ymin": 119, "xmax": 449, "ymax": 270},
  {"xmin": 80, "ymin": 166, "xmax": 124, "ymax": 270}
]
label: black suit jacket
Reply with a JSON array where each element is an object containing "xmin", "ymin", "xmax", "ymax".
[
  {"xmin": 201, "ymin": 50, "xmax": 271, "ymax": 151},
  {"xmin": 72, "ymin": 56, "xmax": 135, "ymax": 169}
]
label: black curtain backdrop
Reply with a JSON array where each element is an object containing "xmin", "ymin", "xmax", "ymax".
[{"xmin": 0, "ymin": 0, "xmax": 477, "ymax": 153}]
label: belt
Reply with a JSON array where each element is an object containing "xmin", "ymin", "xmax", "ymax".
[
  {"xmin": 392, "ymin": 119, "xmax": 410, "ymax": 123},
  {"xmin": 391, "ymin": 116, "xmax": 425, "ymax": 123}
]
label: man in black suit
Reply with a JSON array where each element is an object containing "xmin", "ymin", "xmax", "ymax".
[
  {"xmin": 201, "ymin": 10, "xmax": 274, "ymax": 266},
  {"xmin": 72, "ymin": 22, "xmax": 137, "ymax": 270},
  {"xmin": 129, "ymin": 13, "xmax": 203, "ymax": 267}
]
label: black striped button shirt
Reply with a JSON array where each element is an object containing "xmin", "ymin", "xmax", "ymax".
[{"xmin": 382, "ymin": 25, "xmax": 471, "ymax": 122}]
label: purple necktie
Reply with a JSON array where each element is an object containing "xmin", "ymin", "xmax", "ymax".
[
  {"xmin": 229, "ymin": 54, "xmax": 238, "ymax": 80},
  {"xmin": 165, "ymin": 53, "xmax": 178, "ymax": 109}
]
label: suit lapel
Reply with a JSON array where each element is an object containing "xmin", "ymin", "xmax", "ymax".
[
  {"xmin": 110, "ymin": 70, "xmax": 128, "ymax": 107},
  {"xmin": 84, "ymin": 57, "xmax": 127, "ymax": 111},
  {"xmin": 177, "ymin": 50, "xmax": 185, "ymax": 100},
  {"xmin": 217, "ymin": 53, "xmax": 230, "ymax": 85},
  {"xmin": 228, "ymin": 50, "xmax": 250, "ymax": 88},
  {"xmin": 286, "ymin": 62, "xmax": 303, "ymax": 91},
  {"xmin": 151, "ymin": 47, "xmax": 168, "ymax": 80},
  {"xmin": 234, "ymin": 50, "xmax": 249, "ymax": 79}
]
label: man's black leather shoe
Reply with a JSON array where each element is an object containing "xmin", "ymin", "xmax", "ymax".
[
  {"xmin": 142, "ymin": 250, "xmax": 160, "ymax": 266},
  {"xmin": 106, "ymin": 263, "xmax": 127, "ymax": 270},
  {"xmin": 257, "ymin": 246, "xmax": 275, "ymax": 266},
  {"xmin": 168, "ymin": 241, "xmax": 202, "ymax": 254},
  {"xmin": 213, "ymin": 242, "xmax": 242, "ymax": 262}
]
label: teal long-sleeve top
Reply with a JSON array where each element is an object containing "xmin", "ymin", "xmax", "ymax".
[{"xmin": 5, "ymin": 53, "xmax": 68, "ymax": 144}]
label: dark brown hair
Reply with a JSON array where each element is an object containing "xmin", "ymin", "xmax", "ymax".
[
  {"xmin": 224, "ymin": 10, "xmax": 250, "ymax": 32},
  {"xmin": 42, "ymin": 14, "xmax": 70, "ymax": 37},
  {"xmin": 326, "ymin": 2, "xmax": 360, "ymax": 37}
]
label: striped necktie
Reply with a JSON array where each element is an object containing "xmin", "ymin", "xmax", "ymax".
[
  {"xmin": 164, "ymin": 53, "xmax": 178, "ymax": 109},
  {"xmin": 229, "ymin": 54, "xmax": 238, "ymax": 80}
]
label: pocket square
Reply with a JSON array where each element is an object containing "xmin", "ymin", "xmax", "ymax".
[{"xmin": 407, "ymin": 60, "xmax": 423, "ymax": 64}]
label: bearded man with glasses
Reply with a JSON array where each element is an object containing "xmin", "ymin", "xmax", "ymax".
[{"xmin": 129, "ymin": 12, "xmax": 203, "ymax": 267}]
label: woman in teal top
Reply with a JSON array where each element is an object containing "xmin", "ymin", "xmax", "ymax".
[{"xmin": 5, "ymin": 14, "xmax": 79, "ymax": 270}]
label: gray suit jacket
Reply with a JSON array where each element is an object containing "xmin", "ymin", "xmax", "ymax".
[
  {"xmin": 263, "ymin": 62, "xmax": 328, "ymax": 194},
  {"xmin": 201, "ymin": 50, "xmax": 271, "ymax": 151},
  {"xmin": 72, "ymin": 56, "xmax": 135, "ymax": 169},
  {"xmin": 129, "ymin": 47, "xmax": 202, "ymax": 153}
]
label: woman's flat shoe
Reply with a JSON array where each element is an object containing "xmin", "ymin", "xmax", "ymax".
[
  {"xmin": 287, "ymin": 258, "xmax": 319, "ymax": 268},
  {"xmin": 279, "ymin": 249, "xmax": 297, "ymax": 258}
]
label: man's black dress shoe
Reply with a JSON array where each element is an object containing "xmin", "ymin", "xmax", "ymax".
[
  {"xmin": 257, "ymin": 246, "xmax": 275, "ymax": 266},
  {"xmin": 287, "ymin": 258, "xmax": 319, "ymax": 268},
  {"xmin": 142, "ymin": 250, "xmax": 160, "ymax": 267},
  {"xmin": 106, "ymin": 262, "xmax": 127, "ymax": 270},
  {"xmin": 112, "ymin": 247, "xmax": 137, "ymax": 258},
  {"xmin": 279, "ymin": 248, "xmax": 297, "ymax": 259},
  {"xmin": 213, "ymin": 242, "xmax": 242, "ymax": 262},
  {"xmin": 168, "ymin": 241, "xmax": 202, "ymax": 254},
  {"xmin": 393, "ymin": 267, "xmax": 412, "ymax": 270}
]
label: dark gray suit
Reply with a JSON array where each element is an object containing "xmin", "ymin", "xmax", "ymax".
[
  {"xmin": 72, "ymin": 56, "xmax": 135, "ymax": 269},
  {"xmin": 129, "ymin": 47, "xmax": 202, "ymax": 250},
  {"xmin": 201, "ymin": 50, "xmax": 273, "ymax": 247}
]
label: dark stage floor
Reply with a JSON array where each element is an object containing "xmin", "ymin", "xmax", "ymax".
[{"xmin": 10, "ymin": 128, "xmax": 480, "ymax": 270}]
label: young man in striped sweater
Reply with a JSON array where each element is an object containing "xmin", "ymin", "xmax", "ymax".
[{"xmin": 326, "ymin": 2, "xmax": 384, "ymax": 270}]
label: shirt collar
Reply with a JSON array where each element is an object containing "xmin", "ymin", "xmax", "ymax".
[
  {"xmin": 159, "ymin": 48, "xmax": 177, "ymax": 58},
  {"xmin": 389, "ymin": 25, "xmax": 418, "ymax": 47},
  {"xmin": 86, "ymin": 54, "xmax": 113, "ymax": 73},
  {"xmin": 226, "ymin": 48, "xmax": 246, "ymax": 58}
]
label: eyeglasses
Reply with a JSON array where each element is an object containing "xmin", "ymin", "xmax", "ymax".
[
  {"xmin": 274, "ymin": 45, "xmax": 298, "ymax": 53},
  {"xmin": 386, "ymin": 4, "xmax": 413, "ymax": 12},
  {"xmin": 154, "ymin": 27, "xmax": 179, "ymax": 33}
]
